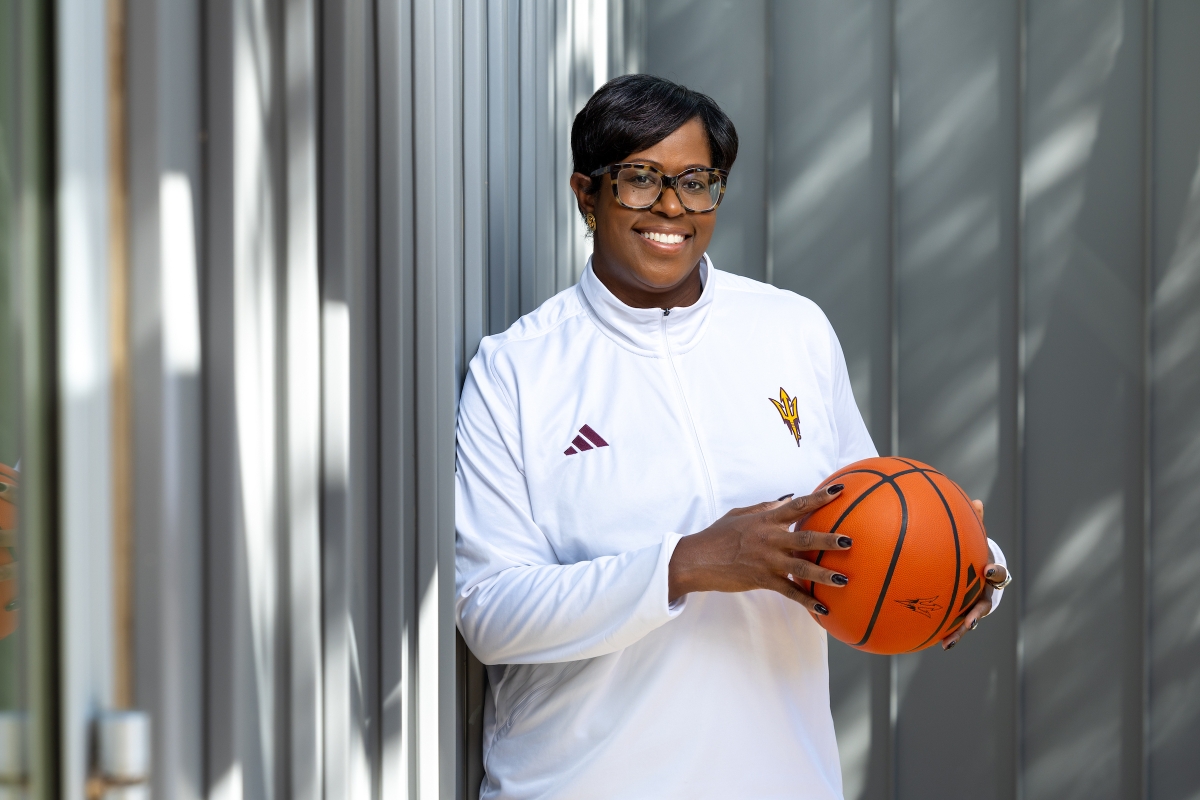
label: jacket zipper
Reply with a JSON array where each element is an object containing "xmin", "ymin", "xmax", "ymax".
[{"xmin": 660, "ymin": 312, "xmax": 718, "ymax": 521}]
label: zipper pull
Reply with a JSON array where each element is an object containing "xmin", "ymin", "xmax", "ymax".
[{"xmin": 662, "ymin": 308, "xmax": 671, "ymax": 317}]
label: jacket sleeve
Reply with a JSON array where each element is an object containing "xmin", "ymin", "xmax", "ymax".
[
  {"xmin": 825, "ymin": 317, "xmax": 879, "ymax": 467},
  {"xmin": 454, "ymin": 352, "xmax": 686, "ymax": 666},
  {"xmin": 823, "ymin": 315, "xmax": 1009, "ymax": 614}
]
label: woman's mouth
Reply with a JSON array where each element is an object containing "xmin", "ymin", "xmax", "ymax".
[{"xmin": 639, "ymin": 231, "xmax": 687, "ymax": 245}]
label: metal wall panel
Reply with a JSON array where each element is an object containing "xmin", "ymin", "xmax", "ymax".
[
  {"xmin": 767, "ymin": 3, "xmax": 893, "ymax": 798},
  {"xmin": 282, "ymin": 1, "xmax": 324, "ymax": 797},
  {"xmin": 635, "ymin": 0, "xmax": 770, "ymax": 280},
  {"xmin": 412, "ymin": 0, "xmax": 465, "ymax": 796},
  {"xmin": 203, "ymin": 0, "xmax": 286, "ymax": 796},
  {"xmin": 56, "ymin": 1, "xmax": 116, "ymax": 795},
  {"xmin": 377, "ymin": 0, "xmax": 420, "ymax": 793},
  {"xmin": 126, "ymin": 0, "xmax": 205, "ymax": 796},
  {"xmin": 892, "ymin": 2, "xmax": 1020, "ymax": 798},
  {"xmin": 320, "ymin": 1, "xmax": 380, "ymax": 796},
  {"xmin": 1149, "ymin": 1, "xmax": 1200, "ymax": 797},
  {"xmin": 1022, "ymin": 1, "xmax": 1147, "ymax": 797}
]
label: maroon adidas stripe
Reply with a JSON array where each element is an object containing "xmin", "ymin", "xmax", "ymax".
[
  {"xmin": 564, "ymin": 446, "xmax": 578, "ymax": 456},
  {"xmin": 571, "ymin": 435, "xmax": 593, "ymax": 451},
  {"xmin": 579, "ymin": 424, "xmax": 608, "ymax": 447}
]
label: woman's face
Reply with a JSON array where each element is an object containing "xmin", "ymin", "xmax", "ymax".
[{"xmin": 571, "ymin": 118, "xmax": 718, "ymax": 307}]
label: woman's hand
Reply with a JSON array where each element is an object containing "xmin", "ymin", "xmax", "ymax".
[
  {"xmin": 668, "ymin": 484, "xmax": 853, "ymax": 616},
  {"xmin": 940, "ymin": 499, "xmax": 1009, "ymax": 650}
]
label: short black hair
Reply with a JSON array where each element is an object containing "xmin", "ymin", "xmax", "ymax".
[{"xmin": 571, "ymin": 74, "xmax": 739, "ymax": 191}]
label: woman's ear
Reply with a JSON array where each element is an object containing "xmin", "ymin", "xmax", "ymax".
[{"xmin": 569, "ymin": 172, "xmax": 597, "ymax": 218}]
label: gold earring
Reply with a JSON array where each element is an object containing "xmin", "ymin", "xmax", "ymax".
[{"xmin": 585, "ymin": 213, "xmax": 597, "ymax": 232}]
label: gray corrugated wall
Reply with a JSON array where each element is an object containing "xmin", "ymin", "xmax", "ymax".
[
  {"xmin": 128, "ymin": 0, "xmax": 1200, "ymax": 796},
  {"xmin": 624, "ymin": 0, "xmax": 1200, "ymax": 798},
  {"xmin": 1150, "ymin": 3, "xmax": 1200, "ymax": 796}
]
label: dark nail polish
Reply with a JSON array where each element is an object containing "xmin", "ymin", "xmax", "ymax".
[
  {"xmin": 831, "ymin": 573, "xmax": 849, "ymax": 586},
  {"xmin": 946, "ymin": 639, "xmax": 957, "ymax": 650},
  {"xmin": 814, "ymin": 603, "xmax": 829, "ymax": 616},
  {"xmin": 986, "ymin": 567, "xmax": 996, "ymax": 578},
  {"xmin": 827, "ymin": 483, "xmax": 845, "ymax": 495},
  {"xmin": 777, "ymin": 493, "xmax": 794, "ymax": 501},
  {"xmin": 969, "ymin": 618, "xmax": 979, "ymax": 631},
  {"xmin": 837, "ymin": 536, "xmax": 853, "ymax": 548}
]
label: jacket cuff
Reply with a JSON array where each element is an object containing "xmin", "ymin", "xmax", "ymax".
[
  {"xmin": 986, "ymin": 537, "xmax": 1007, "ymax": 612},
  {"xmin": 662, "ymin": 532, "xmax": 689, "ymax": 616}
]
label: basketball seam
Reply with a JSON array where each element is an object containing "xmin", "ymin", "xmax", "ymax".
[
  {"xmin": 851, "ymin": 476, "xmax": 909, "ymax": 648},
  {"xmin": 809, "ymin": 471, "xmax": 893, "ymax": 591},
  {"xmin": 902, "ymin": 468, "xmax": 963, "ymax": 652}
]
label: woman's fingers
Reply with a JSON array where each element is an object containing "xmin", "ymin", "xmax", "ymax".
[
  {"xmin": 723, "ymin": 497, "xmax": 792, "ymax": 519},
  {"xmin": 940, "ymin": 576, "xmax": 998, "ymax": 650},
  {"xmin": 972, "ymin": 499, "xmax": 985, "ymax": 525},
  {"xmin": 984, "ymin": 563, "xmax": 1008, "ymax": 587},
  {"xmin": 784, "ymin": 528, "xmax": 853, "ymax": 552},
  {"xmin": 769, "ymin": 483, "xmax": 845, "ymax": 524},
  {"xmin": 771, "ymin": 575, "xmax": 830, "ymax": 617},
  {"xmin": 783, "ymin": 556, "xmax": 849, "ymax": 588},
  {"xmin": 940, "ymin": 594, "xmax": 993, "ymax": 650}
]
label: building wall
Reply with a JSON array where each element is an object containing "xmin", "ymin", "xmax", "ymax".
[{"xmin": 34, "ymin": 1, "xmax": 1200, "ymax": 798}]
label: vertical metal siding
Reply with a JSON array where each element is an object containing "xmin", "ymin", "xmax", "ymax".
[
  {"xmin": 282, "ymin": 1, "xmax": 323, "ymax": 797},
  {"xmin": 1149, "ymin": 2, "xmax": 1200, "ymax": 798},
  {"xmin": 892, "ymin": 3, "xmax": 1021, "ymax": 798},
  {"xmin": 1022, "ymin": 2, "xmax": 1147, "ymax": 798},
  {"xmin": 126, "ymin": 0, "xmax": 206, "ymax": 797},
  {"xmin": 636, "ymin": 0, "xmax": 771, "ymax": 281},
  {"xmin": 107, "ymin": 0, "xmax": 1199, "ymax": 796},
  {"xmin": 203, "ymin": 0, "xmax": 288, "ymax": 797}
]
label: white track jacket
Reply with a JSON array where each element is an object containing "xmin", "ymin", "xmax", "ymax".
[{"xmin": 455, "ymin": 257, "xmax": 1006, "ymax": 799}]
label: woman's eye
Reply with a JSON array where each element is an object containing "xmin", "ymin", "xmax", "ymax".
[{"xmin": 630, "ymin": 175, "xmax": 654, "ymax": 186}]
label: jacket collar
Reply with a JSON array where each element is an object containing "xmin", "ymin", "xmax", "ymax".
[{"xmin": 577, "ymin": 254, "xmax": 716, "ymax": 357}]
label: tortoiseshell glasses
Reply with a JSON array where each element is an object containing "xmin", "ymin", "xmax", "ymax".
[{"xmin": 589, "ymin": 163, "xmax": 729, "ymax": 213}]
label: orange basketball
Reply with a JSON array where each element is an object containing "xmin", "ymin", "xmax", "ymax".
[{"xmin": 798, "ymin": 456, "xmax": 989, "ymax": 654}]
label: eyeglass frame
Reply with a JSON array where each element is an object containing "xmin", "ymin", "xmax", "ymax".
[{"xmin": 588, "ymin": 163, "xmax": 730, "ymax": 213}]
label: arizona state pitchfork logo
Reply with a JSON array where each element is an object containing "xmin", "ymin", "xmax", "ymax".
[{"xmin": 769, "ymin": 387, "xmax": 802, "ymax": 447}]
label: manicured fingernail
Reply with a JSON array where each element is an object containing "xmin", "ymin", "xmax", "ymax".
[
  {"xmin": 777, "ymin": 493, "xmax": 794, "ymax": 501},
  {"xmin": 831, "ymin": 573, "xmax": 849, "ymax": 586},
  {"xmin": 946, "ymin": 639, "xmax": 957, "ymax": 650},
  {"xmin": 787, "ymin": 573, "xmax": 795, "ymax": 582},
  {"xmin": 837, "ymin": 536, "xmax": 853, "ymax": 548},
  {"xmin": 969, "ymin": 618, "xmax": 979, "ymax": 631},
  {"xmin": 814, "ymin": 603, "xmax": 829, "ymax": 616},
  {"xmin": 827, "ymin": 483, "xmax": 845, "ymax": 495},
  {"xmin": 986, "ymin": 567, "xmax": 996, "ymax": 578}
]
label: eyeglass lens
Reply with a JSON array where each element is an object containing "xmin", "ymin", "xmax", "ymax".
[{"xmin": 615, "ymin": 167, "xmax": 722, "ymax": 211}]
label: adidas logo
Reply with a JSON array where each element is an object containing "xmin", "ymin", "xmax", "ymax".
[{"xmin": 564, "ymin": 424, "xmax": 609, "ymax": 456}]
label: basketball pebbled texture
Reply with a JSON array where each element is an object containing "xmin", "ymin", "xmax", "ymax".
[{"xmin": 798, "ymin": 456, "xmax": 990, "ymax": 654}]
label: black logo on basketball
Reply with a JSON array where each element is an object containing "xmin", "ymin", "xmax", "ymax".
[
  {"xmin": 894, "ymin": 596, "xmax": 943, "ymax": 619},
  {"xmin": 945, "ymin": 563, "xmax": 984, "ymax": 632}
]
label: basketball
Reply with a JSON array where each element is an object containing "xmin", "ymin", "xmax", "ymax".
[{"xmin": 798, "ymin": 456, "xmax": 990, "ymax": 654}]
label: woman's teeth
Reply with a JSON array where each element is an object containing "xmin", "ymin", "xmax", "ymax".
[{"xmin": 640, "ymin": 231, "xmax": 685, "ymax": 244}]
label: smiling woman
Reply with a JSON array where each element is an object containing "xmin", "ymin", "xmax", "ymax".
[
  {"xmin": 454, "ymin": 74, "xmax": 1009, "ymax": 800},
  {"xmin": 567, "ymin": 76, "xmax": 736, "ymax": 308}
]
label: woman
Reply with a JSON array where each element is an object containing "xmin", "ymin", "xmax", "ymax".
[{"xmin": 456, "ymin": 75, "xmax": 1010, "ymax": 799}]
